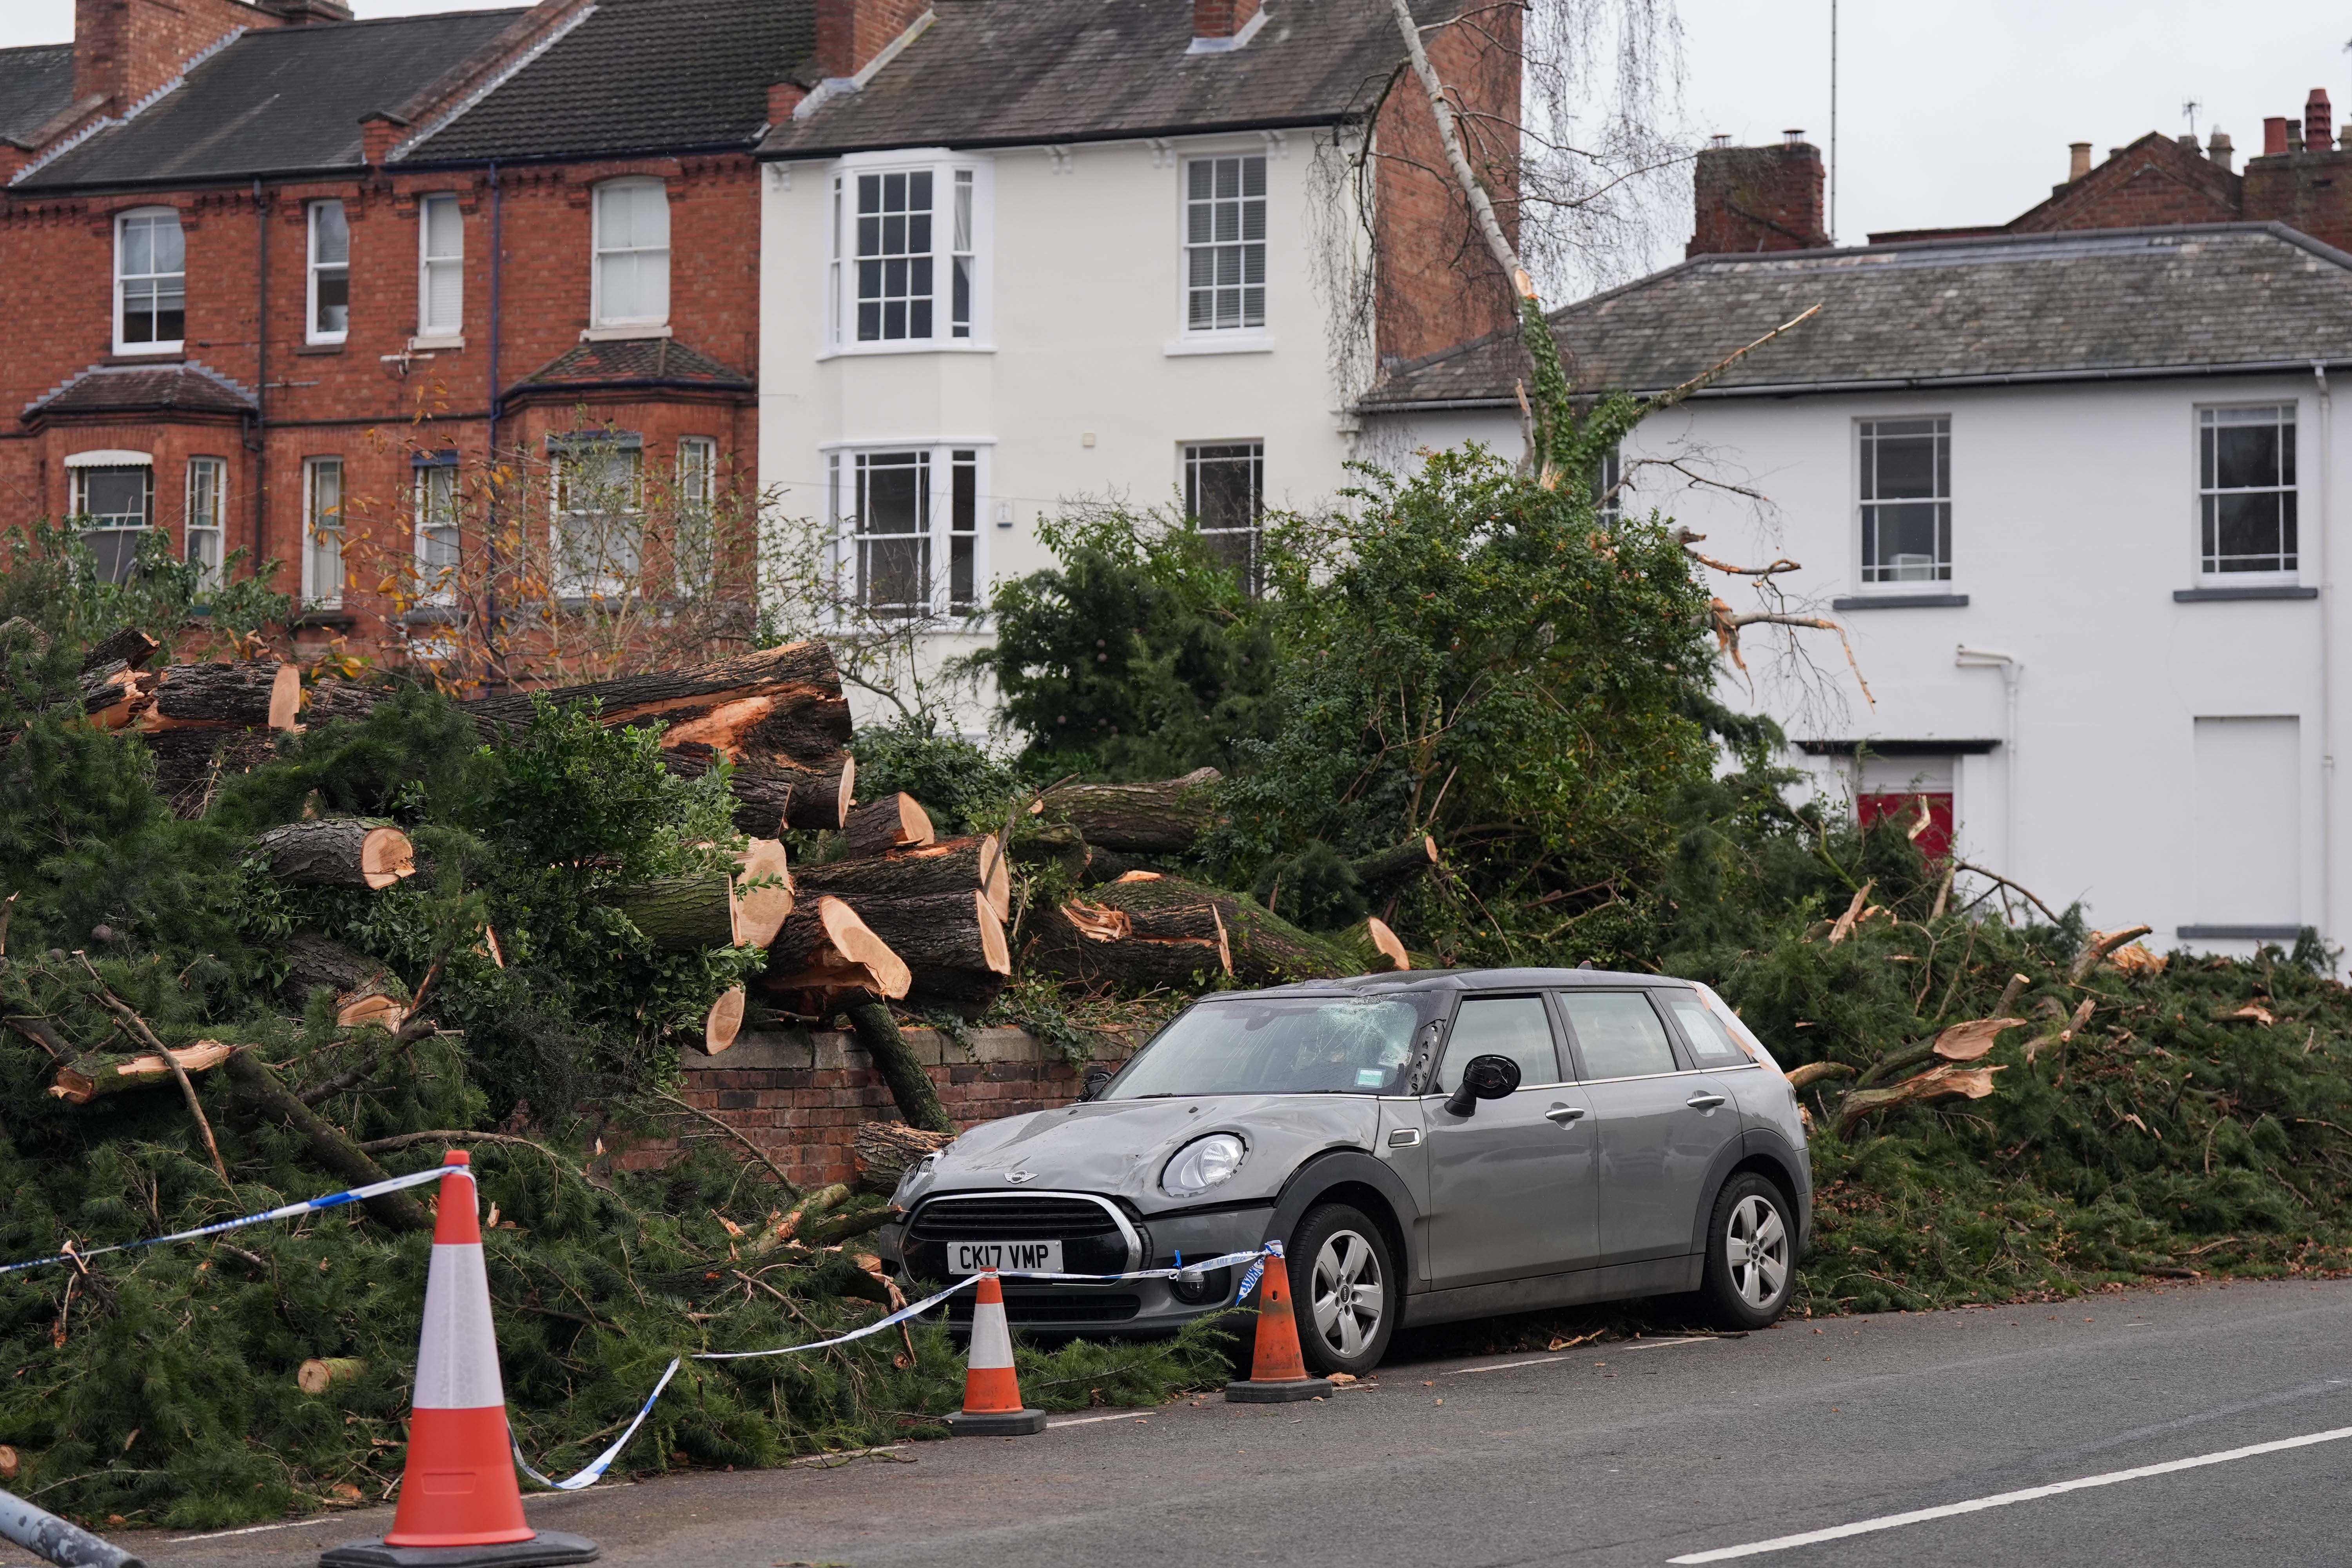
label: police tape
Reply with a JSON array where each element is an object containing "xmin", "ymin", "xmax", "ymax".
[{"xmin": 508, "ymin": 1244, "xmax": 1282, "ymax": 1488}]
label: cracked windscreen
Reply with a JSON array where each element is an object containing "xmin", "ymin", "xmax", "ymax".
[{"xmin": 1105, "ymin": 997, "xmax": 1423, "ymax": 1097}]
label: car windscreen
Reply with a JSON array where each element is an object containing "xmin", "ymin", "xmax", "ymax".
[{"xmin": 1104, "ymin": 996, "xmax": 1423, "ymax": 1098}]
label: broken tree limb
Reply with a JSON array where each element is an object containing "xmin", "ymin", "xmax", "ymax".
[
  {"xmin": 140, "ymin": 660, "xmax": 301, "ymax": 732},
  {"xmin": 1337, "ymin": 916, "xmax": 1412, "ymax": 972},
  {"xmin": 848, "ymin": 891, "xmax": 1013, "ymax": 1011},
  {"xmin": 841, "ymin": 793, "xmax": 935, "ymax": 859},
  {"xmin": 758, "ymin": 897, "xmax": 912, "ymax": 1013},
  {"xmin": 254, "ymin": 818, "xmax": 416, "ymax": 891},
  {"xmin": 1784, "ymin": 1060, "xmax": 1855, "ymax": 1091},
  {"xmin": 1036, "ymin": 768, "xmax": 1220, "ymax": 855},
  {"xmin": 854, "ymin": 1121, "xmax": 956, "ymax": 1194},
  {"xmin": 49, "ymin": 1040, "xmax": 236, "ymax": 1104},
  {"xmin": 1833, "ymin": 1062, "xmax": 2005, "ymax": 1138},
  {"xmin": 77, "ymin": 956, "xmax": 230, "ymax": 1184},
  {"xmin": 1931, "ymin": 1016, "xmax": 2027, "ymax": 1063},
  {"xmin": 464, "ymin": 641, "xmax": 852, "ymax": 766},
  {"xmin": 845, "ymin": 1002, "xmax": 954, "ymax": 1134},
  {"xmin": 1953, "ymin": 860, "xmax": 2065, "ymax": 926},
  {"xmin": 2071, "ymin": 925, "xmax": 2157, "ymax": 982},
  {"xmin": 1827, "ymin": 880, "xmax": 1873, "ymax": 945},
  {"xmin": 1029, "ymin": 878, "xmax": 1234, "ymax": 992},
  {"xmin": 80, "ymin": 626, "xmax": 159, "ymax": 673},
  {"xmin": 653, "ymin": 1089, "xmax": 797, "ymax": 1194},
  {"xmin": 221, "ymin": 1050, "xmax": 431, "ymax": 1231},
  {"xmin": 800, "ymin": 1204, "xmax": 893, "ymax": 1249}
]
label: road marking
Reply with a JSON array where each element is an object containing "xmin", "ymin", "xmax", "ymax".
[
  {"xmin": 1667, "ymin": 1423, "xmax": 2352, "ymax": 1563},
  {"xmin": 1050, "ymin": 1409, "xmax": 1159, "ymax": 1428},
  {"xmin": 1624, "ymin": 1337, "xmax": 1711, "ymax": 1352},
  {"xmin": 1454, "ymin": 1356, "xmax": 1573, "ymax": 1374},
  {"xmin": 169, "ymin": 1518, "xmax": 323, "ymax": 1543}
]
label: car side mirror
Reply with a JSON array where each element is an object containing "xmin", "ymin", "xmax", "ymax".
[
  {"xmin": 1080, "ymin": 1065, "xmax": 1116, "ymax": 1102},
  {"xmin": 1443, "ymin": 1053, "xmax": 1522, "ymax": 1117}
]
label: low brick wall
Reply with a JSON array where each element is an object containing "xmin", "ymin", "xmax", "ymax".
[{"xmin": 620, "ymin": 1026, "xmax": 1125, "ymax": 1190}]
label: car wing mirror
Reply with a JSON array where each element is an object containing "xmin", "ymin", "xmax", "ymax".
[
  {"xmin": 1443, "ymin": 1053, "xmax": 1522, "ymax": 1117},
  {"xmin": 1079, "ymin": 1065, "xmax": 1116, "ymax": 1102}
]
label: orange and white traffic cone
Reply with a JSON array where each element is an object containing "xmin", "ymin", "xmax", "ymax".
[
  {"xmin": 1225, "ymin": 1245, "xmax": 1334, "ymax": 1403},
  {"xmin": 322, "ymin": 1151, "xmax": 598, "ymax": 1567},
  {"xmin": 943, "ymin": 1272, "xmax": 1046, "ymax": 1436}
]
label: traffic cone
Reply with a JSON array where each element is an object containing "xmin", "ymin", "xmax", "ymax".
[
  {"xmin": 1225, "ymin": 1247, "xmax": 1334, "ymax": 1403},
  {"xmin": 943, "ymin": 1272, "xmax": 1046, "ymax": 1436},
  {"xmin": 322, "ymin": 1152, "xmax": 598, "ymax": 1567}
]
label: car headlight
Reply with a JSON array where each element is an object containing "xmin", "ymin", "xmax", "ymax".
[
  {"xmin": 890, "ymin": 1151, "xmax": 942, "ymax": 1207},
  {"xmin": 1161, "ymin": 1133, "xmax": 1247, "ymax": 1198}
]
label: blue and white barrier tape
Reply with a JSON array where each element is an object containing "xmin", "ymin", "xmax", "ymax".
[
  {"xmin": 0, "ymin": 1164, "xmax": 450, "ymax": 1279},
  {"xmin": 512, "ymin": 1357, "xmax": 681, "ymax": 1492}
]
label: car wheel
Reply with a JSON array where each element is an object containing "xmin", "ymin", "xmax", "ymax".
[
  {"xmin": 1289, "ymin": 1203, "xmax": 1396, "ymax": 1376},
  {"xmin": 1698, "ymin": 1173, "xmax": 1795, "ymax": 1330}
]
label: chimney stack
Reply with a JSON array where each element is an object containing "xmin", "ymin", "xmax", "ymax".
[
  {"xmin": 2067, "ymin": 142, "xmax": 2092, "ymax": 181},
  {"xmin": 2209, "ymin": 129, "xmax": 2234, "ymax": 171},
  {"xmin": 2288, "ymin": 120, "xmax": 2305, "ymax": 152},
  {"xmin": 2308, "ymin": 89, "xmax": 2334, "ymax": 151},
  {"xmin": 1688, "ymin": 134, "xmax": 1830, "ymax": 257},
  {"xmin": 2264, "ymin": 117, "xmax": 2289, "ymax": 156},
  {"xmin": 813, "ymin": 0, "xmax": 928, "ymax": 82},
  {"xmin": 1192, "ymin": 0, "xmax": 1264, "ymax": 47}
]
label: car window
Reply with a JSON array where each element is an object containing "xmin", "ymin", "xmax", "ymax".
[
  {"xmin": 1557, "ymin": 991, "xmax": 1679, "ymax": 1079},
  {"xmin": 1436, "ymin": 995, "xmax": 1559, "ymax": 1091},
  {"xmin": 1105, "ymin": 998, "xmax": 1421, "ymax": 1097},
  {"xmin": 1659, "ymin": 990, "xmax": 1750, "ymax": 1068}
]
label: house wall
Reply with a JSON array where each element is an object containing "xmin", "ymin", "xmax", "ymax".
[{"xmin": 1372, "ymin": 375, "xmax": 2347, "ymax": 956}]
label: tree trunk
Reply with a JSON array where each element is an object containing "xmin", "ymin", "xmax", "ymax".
[
  {"xmin": 759, "ymin": 896, "xmax": 913, "ymax": 1013},
  {"xmin": 662, "ymin": 748, "xmax": 854, "ymax": 835},
  {"xmin": 1031, "ymin": 874, "xmax": 1352, "ymax": 991},
  {"xmin": 146, "ymin": 726, "xmax": 279, "ymax": 819},
  {"xmin": 841, "ymin": 793, "xmax": 935, "ymax": 858},
  {"xmin": 844, "ymin": 1003, "xmax": 954, "ymax": 1134},
  {"xmin": 1036, "ymin": 767, "xmax": 1220, "ymax": 854},
  {"xmin": 733, "ymin": 838, "xmax": 794, "ymax": 947},
  {"xmin": 854, "ymin": 1120, "xmax": 956, "ymax": 1193},
  {"xmin": 608, "ymin": 872, "xmax": 737, "ymax": 952},
  {"xmin": 793, "ymin": 834, "xmax": 1002, "ymax": 910},
  {"xmin": 849, "ymin": 890, "xmax": 1011, "ymax": 1011},
  {"xmin": 462, "ymin": 641, "xmax": 851, "ymax": 766},
  {"xmin": 1009, "ymin": 822, "xmax": 1089, "ymax": 882},
  {"xmin": 81, "ymin": 626, "xmax": 159, "ymax": 673},
  {"xmin": 279, "ymin": 933, "xmax": 392, "ymax": 1012},
  {"xmin": 78, "ymin": 662, "xmax": 154, "ymax": 728},
  {"xmin": 49, "ymin": 1040, "xmax": 235, "ymax": 1104},
  {"xmin": 704, "ymin": 986, "xmax": 746, "ymax": 1054},
  {"xmin": 255, "ymin": 818, "xmax": 416, "ymax": 890},
  {"xmin": 221, "ymin": 1051, "xmax": 432, "ymax": 1232},
  {"xmin": 1341, "ymin": 915, "xmax": 1411, "ymax": 972},
  {"xmin": 141, "ymin": 660, "xmax": 300, "ymax": 731},
  {"xmin": 1354, "ymin": 835, "xmax": 1440, "ymax": 901},
  {"xmin": 302, "ymin": 677, "xmax": 397, "ymax": 726}
]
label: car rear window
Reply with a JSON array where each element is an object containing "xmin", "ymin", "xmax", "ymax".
[
  {"xmin": 1659, "ymin": 989, "xmax": 1750, "ymax": 1068},
  {"xmin": 1557, "ymin": 991, "xmax": 1679, "ymax": 1079}
]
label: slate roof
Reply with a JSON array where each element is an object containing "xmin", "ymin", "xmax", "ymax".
[
  {"xmin": 759, "ymin": 0, "xmax": 1457, "ymax": 160},
  {"xmin": 25, "ymin": 361, "xmax": 258, "ymax": 420},
  {"xmin": 14, "ymin": 10, "xmax": 523, "ymax": 191},
  {"xmin": 404, "ymin": 0, "xmax": 813, "ymax": 163},
  {"xmin": 507, "ymin": 337, "xmax": 754, "ymax": 398},
  {"xmin": 0, "ymin": 43, "xmax": 75, "ymax": 147},
  {"xmin": 1360, "ymin": 224, "xmax": 2352, "ymax": 411}
]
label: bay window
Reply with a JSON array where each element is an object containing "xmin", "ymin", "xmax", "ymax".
[
  {"xmin": 69, "ymin": 454, "xmax": 154, "ymax": 584},
  {"xmin": 552, "ymin": 436, "xmax": 643, "ymax": 597},
  {"xmin": 185, "ymin": 457, "xmax": 225, "ymax": 590},
  {"xmin": 828, "ymin": 157, "xmax": 989, "ymax": 350},
  {"xmin": 828, "ymin": 444, "xmax": 984, "ymax": 614},
  {"xmin": 115, "ymin": 209, "xmax": 185, "ymax": 354}
]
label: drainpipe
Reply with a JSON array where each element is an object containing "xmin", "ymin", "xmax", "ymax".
[
  {"xmin": 252, "ymin": 176, "xmax": 269, "ymax": 566},
  {"xmin": 2319, "ymin": 361, "xmax": 2337, "ymax": 960},
  {"xmin": 1955, "ymin": 645, "xmax": 2022, "ymax": 875},
  {"xmin": 484, "ymin": 160, "xmax": 503, "ymax": 685}
]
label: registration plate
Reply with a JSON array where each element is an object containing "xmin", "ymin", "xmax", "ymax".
[{"xmin": 947, "ymin": 1240, "xmax": 1064, "ymax": 1276}]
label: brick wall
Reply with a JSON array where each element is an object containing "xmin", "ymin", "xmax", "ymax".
[
  {"xmin": 2009, "ymin": 133, "xmax": 2241, "ymax": 235},
  {"xmin": 73, "ymin": 0, "xmax": 280, "ymax": 117},
  {"xmin": 618, "ymin": 1026, "xmax": 1128, "ymax": 1190},
  {"xmin": 2243, "ymin": 149, "xmax": 2352, "ymax": 253},
  {"xmin": 1688, "ymin": 140, "xmax": 1829, "ymax": 257}
]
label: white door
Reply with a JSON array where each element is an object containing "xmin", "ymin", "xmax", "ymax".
[{"xmin": 2192, "ymin": 717, "xmax": 2299, "ymax": 927}]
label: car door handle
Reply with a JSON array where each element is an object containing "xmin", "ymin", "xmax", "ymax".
[
  {"xmin": 1544, "ymin": 1104, "xmax": 1587, "ymax": 1124},
  {"xmin": 1686, "ymin": 1092, "xmax": 1727, "ymax": 1111}
]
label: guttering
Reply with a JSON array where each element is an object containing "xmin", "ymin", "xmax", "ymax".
[
  {"xmin": 758, "ymin": 112, "xmax": 1350, "ymax": 164},
  {"xmin": 1954, "ymin": 647, "xmax": 2023, "ymax": 877},
  {"xmin": 2319, "ymin": 362, "xmax": 2338, "ymax": 959},
  {"xmin": 503, "ymin": 379, "xmax": 754, "ymax": 401}
]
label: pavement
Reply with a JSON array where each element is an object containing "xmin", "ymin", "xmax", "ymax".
[{"xmin": 87, "ymin": 1276, "xmax": 2352, "ymax": 1568}]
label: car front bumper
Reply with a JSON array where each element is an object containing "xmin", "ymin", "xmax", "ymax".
[{"xmin": 881, "ymin": 1196, "xmax": 1277, "ymax": 1338}]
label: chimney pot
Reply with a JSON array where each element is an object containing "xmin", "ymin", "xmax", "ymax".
[
  {"xmin": 1708, "ymin": 133, "xmax": 1730, "ymax": 149},
  {"xmin": 1782, "ymin": 128, "xmax": 1804, "ymax": 147},
  {"xmin": 2309, "ymin": 88, "xmax": 2334, "ymax": 151},
  {"xmin": 2265, "ymin": 116, "xmax": 2290, "ymax": 156},
  {"xmin": 2067, "ymin": 142, "xmax": 2091, "ymax": 181},
  {"xmin": 2209, "ymin": 129, "xmax": 2234, "ymax": 171}
]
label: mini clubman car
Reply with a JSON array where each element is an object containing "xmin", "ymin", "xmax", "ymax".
[{"xmin": 877, "ymin": 967, "xmax": 1811, "ymax": 1376}]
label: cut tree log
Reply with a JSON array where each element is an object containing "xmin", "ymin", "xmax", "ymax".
[
  {"xmin": 793, "ymin": 834, "xmax": 1004, "ymax": 915},
  {"xmin": 849, "ymin": 890, "xmax": 1012, "ymax": 1009},
  {"xmin": 297, "ymin": 1357, "xmax": 367, "ymax": 1396},
  {"xmin": 279, "ymin": 933, "xmax": 392, "ymax": 1010},
  {"xmin": 1031, "ymin": 874, "xmax": 1352, "ymax": 990},
  {"xmin": 732, "ymin": 838, "xmax": 794, "ymax": 947},
  {"xmin": 49, "ymin": 1040, "xmax": 235, "ymax": 1104},
  {"xmin": 141, "ymin": 660, "xmax": 301, "ymax": 732},
  {"xmin": 608, "ymin": 872, "xmax": 737, "ymax": 952},
  {"xmin": 844, "ymin": 1003, "xmax": 954, "ymax": 1133},
  {"xmin": 705, "ymin": 986, "xmax": 747, "ymax": 1054},
  {"xmin": 78, "ymin": 662, "xmax": 155, "ymax": 729},
  {"xmin": 759, "ymin": 896, "xmax": 913, "ymax": 1013},
  {"xmin": 463, "ymin": 641, "xmax": 851, "ymax": 766},
  {"xmin": 841, "ymin": 793, "xmax": 935, "ymax": 858},
  {"xmin": 854, "ymin": 1120, "xmax": 956, "ymax": 1194},
  {"xmin": 80, "ymin": 626, "xmax": 159, "ymax": 673},
  {"xmin": 1036, "ymin": 766, "xmax": 1220, "ymax": 855},
  {"xmin": 255, "ymin": 818, "xmax": 416, "ymax": 890},
  {"xmin": 661, "ymin": 748, "xmax": 855, "ymax": 835},
  {"xmin": 1356, "ymin": 915, "xmax": 1411, "ymax": 971},
  {"xmin": 1353, "ymin": 835, "xmax": 1441, "ymax": 901}
]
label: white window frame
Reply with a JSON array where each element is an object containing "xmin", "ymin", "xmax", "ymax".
[
  {"xmin": 2196, "ymin": 402, "xmax": 2300, "ymax": 584},
  {"xmin": 414, "ymin": 454, "xmax": 461, "ymax": 606},
  {"xmin": 184, "ymin": 457, "xmax": 226, "ymax": 590},
  {"xmin": 550, "ymin": 436, "xmax": 644, "ymax": 599},
  {"xmin": 675, "ymin": 436, "xmax": 717, "ymax": 599},
  {"xmin": 416, "ymin": 193, "xmax": 464, "ymax": 345},
  {"xmin": 302, "ymin": 456, "xmax": 344, "ymax": 608},
  {"xmin": 823, "ymin": 440, "xmax": 991, "ymax": 616},
  {"xmin": 306, "ymin": 199, "xmax": 350, "ymax": 347},
  {"xmin": 113, "ymin": 207, "xmax": 185, "ymax": 356},
  {"xmin": 1181, "ymin": 439, "xmax": 1265, "ymax": 594},
  {"xmin": 1181, "ymin": 151, "xmax": 1267, "ymax": 337},
  {"xmin": 590, "ymin": 178, "xmax": 671, "ymax": 333},
  {"xmin": 69, "ymin": 456, "xmax": 156, "ymax": 585},
  {"xmin": 824, "ymin": 151, "xmax": 992, "ymax": 355},
  {"xmin": 1855, "ymin": 414, "xmax": 1953, "ymax": 588}
]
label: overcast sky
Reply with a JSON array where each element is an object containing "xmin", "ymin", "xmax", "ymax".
[{"xmin": 8, "ymin": 0, "xmax": 2352, "ymax": 268}]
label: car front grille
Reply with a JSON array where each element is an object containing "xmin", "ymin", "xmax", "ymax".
[{"xmin": 908, "ymin": 1195, "xmax": 1125, "ymax": 1243}]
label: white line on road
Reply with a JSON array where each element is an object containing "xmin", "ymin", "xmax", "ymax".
[
  {"xmin": 1667, "ymin": 1423, "xmax": 2352, "ymax": 1563},
  {"xmin": 1623, "ymin": 1337, "xmax": 1712, "ymax": 1352},
  {"xmin": 1050, "ymin": 1409, "xmax": 1161, "ymax": 1428},
  {"xmin": 168, "ymin": 1518, "xmax": 323, "ymax": 1544},
  {"xmin": 1454, "ymin": 1356, "xmax": 1573, "ymax": 1374}
]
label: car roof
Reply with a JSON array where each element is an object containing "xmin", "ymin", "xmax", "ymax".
[{"xmin": 1216, "ymin": 967, "xmax": 1693, "ymax": 1002}]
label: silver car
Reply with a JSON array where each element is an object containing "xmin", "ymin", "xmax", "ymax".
[{"xmin": 878, "ymin": 968, "xmax": 1811, "ymax": 1375}]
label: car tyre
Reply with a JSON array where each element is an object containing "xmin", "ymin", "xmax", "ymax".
[
  {"xmin": 1289, "ymin": 1203, "xmax": 1397, "ymax": 1377},
  {"xmin": 1697, "ymin": 1172, "xmax": 1796, "ymax": 1330}
]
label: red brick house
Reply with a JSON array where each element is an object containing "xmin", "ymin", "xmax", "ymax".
[{"xmin": 0, "ymin": 0, "xmax": 802, "ymax": 663}]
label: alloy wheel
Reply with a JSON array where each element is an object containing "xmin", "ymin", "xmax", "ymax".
[
  {"xmin": 1725, "ymin": 1193, "xmax": 1789, "ymax": 1309},
  {"xmin": 1310, "ymin": 1228, "xmax": 1385, "ymax": 1358}
]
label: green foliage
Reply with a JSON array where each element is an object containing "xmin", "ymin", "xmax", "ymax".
[
  {"xmin": 0, "ymin": 519, "xmax": 289, "ymax": 657},
  {"xmin": 1250, "ymin": 842, "xmax": 1366, "ymax": 933},
  {"xmin": 849, "ymin": 714, "xmax": 1016, "ymax": 835},
  {"xmin": 969, "ymin": 508, "xmax": 1280, "ymax": 781}
]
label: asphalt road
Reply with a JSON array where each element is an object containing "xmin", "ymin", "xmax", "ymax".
[{"xmin": 100, "ymin": 1276, "xmax": 2352, "ymax": 1568}]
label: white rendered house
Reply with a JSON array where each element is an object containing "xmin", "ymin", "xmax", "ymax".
[{"xmin": 1361, "ymin": 223, "xmax": 2352, "ymax": 957}]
